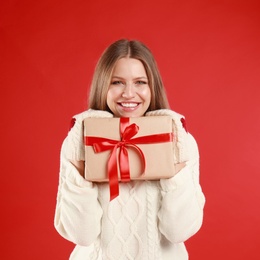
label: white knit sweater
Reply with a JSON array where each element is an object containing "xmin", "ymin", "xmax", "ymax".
[{"xmin": 54, "ymin": 109, "xmax": 205, "ymax": 260}]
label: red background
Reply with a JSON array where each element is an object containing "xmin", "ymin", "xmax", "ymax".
[{"xmin": 1, "ymin": 0, "xmax": 260, "ymax": 259}]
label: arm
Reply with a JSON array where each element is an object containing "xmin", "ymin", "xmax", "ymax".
[
  {"xmin": 54, "ymin": 110, "xmax": 113, "ymax": 246},
  {"xmin": 145, "ymin": 109, "xmax": 205, "ymax": 243},
  {"xmin": 158, "ymin": 134, "xmax": 205, "ymax": 243},
  {"xmin": 54, "ymin": 138, "xmax": 102, "ymax": 246}
]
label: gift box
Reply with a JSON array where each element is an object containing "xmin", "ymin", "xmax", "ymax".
[{"xmin": 84, "ymin": 116, "xmax": 175, "ymax": 200}]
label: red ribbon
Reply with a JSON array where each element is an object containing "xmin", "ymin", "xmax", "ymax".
[{"xmin": 85, "ymin": 118, "xmax": 173, "ymax": 201}]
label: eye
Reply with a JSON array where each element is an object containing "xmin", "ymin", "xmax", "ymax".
[
  {"xmin": 135, "ymin": 80, "xmax": 147, "ymax": 85},
  {"xmin": 111, "ymin": 80, "xmax": 123, "ymax": 85}
]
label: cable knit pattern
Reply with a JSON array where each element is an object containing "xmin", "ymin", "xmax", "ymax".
[
  {"xmin": 54, "ymin": 109, "xmax": 205, "ymax": 260},
  {"xmin": 146, "ymin": 181, "xmax": 161, "ymax": 259},
  {"xmin": 98, "ymin": 182, "xmax": 145, "ymax": 259}
]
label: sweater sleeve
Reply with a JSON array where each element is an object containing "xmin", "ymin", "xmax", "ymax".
[
  {"xmin": 158, "ymin": 133, "xmax": 205, "ymax": 243},
  {"xmin": 146, "ymin": 109, "xmax": 205, "ymax": 243},
  {"xmin": 54, "ymin": 109, "xmax": 113, "ymax": 246}
]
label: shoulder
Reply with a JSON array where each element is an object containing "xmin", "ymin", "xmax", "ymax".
[
  {"xmin": 145, "ymin": 109, "xmax": 184, "ymax": 118},
  {"xmin": 69, "ymin": 109, "xmax": 114, "ymax": 131},
  {"xmin": 73, "ymin": 109, "xmax": 113, "ymax": 121},
  {"xmin": 145, "ymin": 109, "xmax": 188, "ymax": 133}
]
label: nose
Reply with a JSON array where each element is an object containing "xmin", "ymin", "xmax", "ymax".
[{"xmin": 122, "ymin": 83, "xmax": 135, "ymax": 98}]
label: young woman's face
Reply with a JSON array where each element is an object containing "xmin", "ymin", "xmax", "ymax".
[{"xmin": 107, "ymin": 58, "xmax": 151, "ymax": 118}]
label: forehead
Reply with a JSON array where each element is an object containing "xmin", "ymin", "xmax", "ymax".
[{"xmin": 112, "ymin": 58, "xmax": 147, "ymax": 76}]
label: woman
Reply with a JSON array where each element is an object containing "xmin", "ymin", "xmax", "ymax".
[{"xmin": 54, "ymin": 39, "xmax": 205, "ymax": 259}]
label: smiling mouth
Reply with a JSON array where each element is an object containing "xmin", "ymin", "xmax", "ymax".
[{"xmin": 119, "ymin": 102, "xmax": 139, "ymax": 108}]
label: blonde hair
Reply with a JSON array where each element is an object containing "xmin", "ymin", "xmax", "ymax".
[{"xmin": 88, "ymin": 39, "xmax": 170, "ymax": 112}]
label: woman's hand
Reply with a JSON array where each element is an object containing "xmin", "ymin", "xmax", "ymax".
[
  {"xmin": 70, "ymin": 160, "xmax": 85, "ymax": 177},
  {"xmin": 175, "ymin": 162, "xmax": 186, "ymax": 175}
]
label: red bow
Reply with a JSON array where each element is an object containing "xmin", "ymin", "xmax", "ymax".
[{"xmin": 85, "ymin": 117, "xmax": 173, "ymax": 200}]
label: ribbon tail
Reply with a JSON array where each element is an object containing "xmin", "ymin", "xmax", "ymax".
[
  {"xmin": 108, "ymin": 146, "xmax": 119, "ymax": 201},
  {"xmin": 119, "ymin": 146, "xmax": 130, "ymax": 182}
]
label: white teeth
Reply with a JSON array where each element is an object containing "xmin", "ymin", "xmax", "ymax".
[{"xmin": 121, "ymin": 103, "xmax": 138, "ymax": 108}]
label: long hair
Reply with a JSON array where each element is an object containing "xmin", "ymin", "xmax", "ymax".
[{"xmin": 88, "ymin": 39, "xmax": 170, "ymax": 112}]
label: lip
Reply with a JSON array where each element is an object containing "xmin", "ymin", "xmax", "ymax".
[{"xmin": 117, "ymin": 102, "xmax": 141, "ymax": 112}]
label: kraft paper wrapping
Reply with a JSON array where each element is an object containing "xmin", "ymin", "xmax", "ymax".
[{"xmin": 84, "ymin": 116, "xmax": 175, "ymax": 182}]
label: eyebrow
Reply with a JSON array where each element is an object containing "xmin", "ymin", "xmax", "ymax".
[{"xmin": 111, "ymin": 76, "xmax": 148, "ymax": 80}]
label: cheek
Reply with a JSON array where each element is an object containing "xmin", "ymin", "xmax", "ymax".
[
  {"xmin": 140, "ymin": 87, "xmax": 152, "ymax": 103},
  {"xmin": 106, "ymin": 88, "xmax": 119, "ymax": 109},
  {"xmin": 106, "ymin": 89, "xmax": 114, "ymax": 103},
  {"xmin": 107, "ymin": 88, "xmax": 120, "ymax": 100}
]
